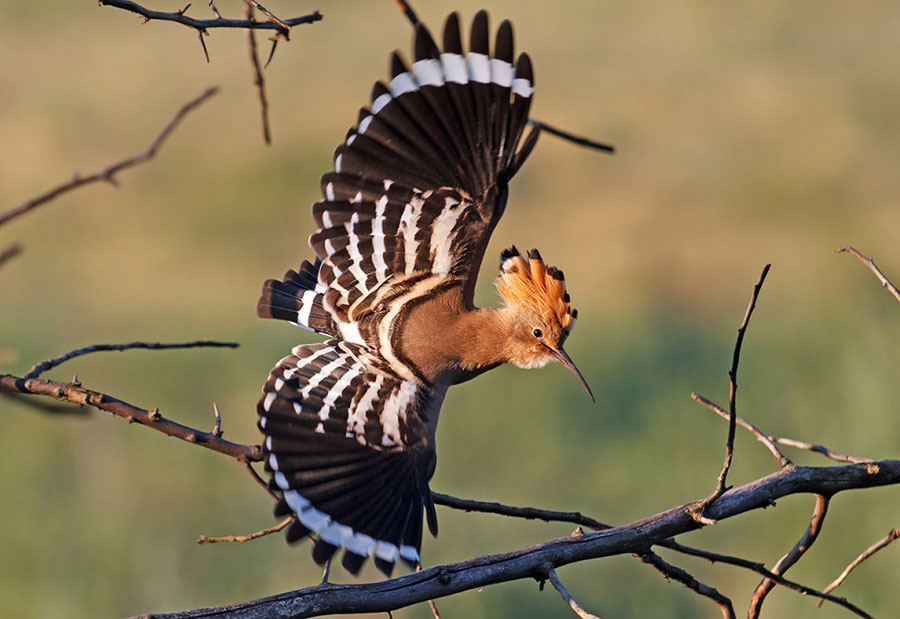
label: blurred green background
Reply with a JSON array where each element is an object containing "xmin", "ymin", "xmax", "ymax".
[{"xmin": 2, "ymin": 1, "xmax": 899, "ymax": 617}]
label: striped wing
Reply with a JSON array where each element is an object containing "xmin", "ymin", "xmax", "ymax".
[
  {"xmin": 259, "ymin": 340, "xmax": 439, "ymax": 576},
  {"xmin": 258, "ymin": 11, "xmax": 538, "ymax": 337}
]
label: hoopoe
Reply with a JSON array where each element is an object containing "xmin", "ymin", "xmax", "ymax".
[{"xmin": 256, "ymin": 10, "xmax": 593, "ymax": 577}]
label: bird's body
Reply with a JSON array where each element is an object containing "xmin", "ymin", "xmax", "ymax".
[{"xmin": 256, "ymin": 10, "xmax": 591, "ymax": 577}]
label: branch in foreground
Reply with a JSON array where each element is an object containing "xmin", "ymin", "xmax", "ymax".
[
  {"xmin": 819, "ymin": 528, "xmax": 899, "ymax": 605},
  {"xmin": 99, "ymin": 1, "xmax": 322, "ymax": 35},
  {"xmin": 246, "ymin": 5, "xmax": 271, "ymax": 145},
  {"xmin": 0, "ymin": 374, "xmax": 260, "ymax": 462},
  {"xmin": 139, "ymin": 460, "xmax": 897, "ymax": 618},
  {"xmin": 748, "ymin": 493, "xmax": 830, "ymax": 618},
  {"xmin": 23, "ymin": 340, "xmax": 238, "ymax": 380},
  {"xmin": 0, "ymin": 87, "xmax": 219, "ymax": 229},
  {"xmin": 838, "ymin": 245, "xmax": 900, "ymax": 304}
]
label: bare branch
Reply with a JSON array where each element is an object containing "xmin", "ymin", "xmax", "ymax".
[
  {"xmin": 690, "ymin": 264, "xmax": 771, "ymax": 525},
  {"xmin": 197, "ymin": 517, "xmax": 292, "ymax": 544},
  {"xmin": 748, "ymin": 494, "xmax": 831, "ymax": 618},
  {"xmin": 137, "ymin": 461, "xmax": 896, "ymax": 617},
  {"xmin": 771, "ymin": 436, "xmax": 872, "ymax": 464},
  {"xmin": 0, "ymin": 244, "xmax": 22, "ymax": 269},
  {"xmin": 639, "ymin": 551, "xmax": 734, "ymax": 619},
  {"xmin": 23, "ymin": 340, "xmax": 238, "ymax": 380},
  {"xmin": 241, "ymin": 0, "xmax": 290, "ymax": 33},
  {"xmin": 246, "ymin": 5, "xmax": 272, "ymax": 145},
  {"xmin": 432, "ymin": 492, "xmax": 611, "ymax": 531},
  {"xmin": 0, "ymin": 373, "xmax": 261, "ymax": 463},
  {"xmin": 819, "ymin": 528, "xmax": 899, "ymax": 605},
  {"xmin": 690, "ymin": 392, "xmax": 792, "ymax": 467},
  {"xmin": 99, "ymin": 1, "xmax": 322, "ymax": 34},
  {"xmin": 838, "ymin": 246, "xmax": 900, "ymax": 304},
  {"xmin": 546, "ymin": 569, "xmax": 601, "ymax": 619},
  {"xmin": 1, "ymin": 87, "xmax": 218, "ymax": 229}
]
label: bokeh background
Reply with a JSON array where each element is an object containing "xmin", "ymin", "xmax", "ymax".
[{"xmin": 2, "ymin": 1, "xmax": 899, "ymax": 617}]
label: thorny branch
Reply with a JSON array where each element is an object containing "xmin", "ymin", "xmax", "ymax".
[
  {"xmin": 819, "ymin": 528, "xmax": 899, "ymax": 605},
  {"xmin": 689, "ymin": 264, "xmax": 771, "ymax": 525},
  {"xmin": 99, "ymin": 1, "xmax": 322, "ymax": 36},
  {"xmin": 0, "ymin": 87, "xmax": 219, "ymax": 229},
  {"xmin": 246, "ymin": 5, "xmax": 271, "ymax": 145},
  {"xmin": 23, "ymin": 340, "xmax": 238, "ymax": 380}
]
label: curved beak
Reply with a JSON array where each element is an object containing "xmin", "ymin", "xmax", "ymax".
[{"xmin": 547, "ymin": 346, "xmax": 595, "ymax": 403}]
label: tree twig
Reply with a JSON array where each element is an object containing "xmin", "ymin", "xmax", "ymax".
[
  {"xmin": 690, "ymin": 264, "xmax": 771, "ymax": 525},
  {"xmin": 0, "ymin": 373, "xmax": 261, "ymax": 463},
  {"xmin": 748, "ymin": 494, "xmax": 831, "ymax": 618},
  {"xmin": 241, "ymin": 0, "xmax": 290, "ymax": 34},
  {"xmin": 690, "ymin": 392, "xmax": 792, "ymax": 467},
  {"xmin": 197, "ymin": 517, "xmax": 292, "ymax": 544},
  {"xmin": 23, "ymin": 340, "xmax": 238, "ymax": 380},
  {"xmin": 432, "ymin": 492, "xmax": 612, "ymax": 531},
  {"xmin": 837, "ymin": 246, "xmax": 900, "ymax": 304},
  {"xmin": 1, "ymin": 87, "xmax": 219, "ymax": 229},
  {"xmin": 639, "ymin": 551, "xmax": 735, "ymax": 619},
  {"xmin": 0, "ymin": 244, "xmax": 22, "ymax": 268},
  {"xmin": 546, "ymin": 568, "xmax": 601, "ymax": 619},
  {"xmin": 818, "ymin": 528, "xmax": 899, "ymax": 605},
  {"xmin": 136, "ymin": 461, "xmax": 896, "ymax": 618},
  {"xmin": 246, "ymin": 5, "xmax": 271, "ymax": 145},
  {"xmin": 99, "ymin": 1, "xmax": 322, "ymax": 34},
  {"xmin": 770, "ymin": 436, "xmax": 871, "ymax": 465}
]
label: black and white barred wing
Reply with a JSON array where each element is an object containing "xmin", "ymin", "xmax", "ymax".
[
  {"xmin": 259, "ymin": 341, "xmax": 439, "ymax": 576},
  {"xmin": 258, "ymin": 11, "xmax": 539, "ymax": 335}
]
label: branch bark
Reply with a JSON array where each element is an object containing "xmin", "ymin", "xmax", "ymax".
[{"xmin": 136, "ymin": 460, "xmax": 897, "ymax": 618}]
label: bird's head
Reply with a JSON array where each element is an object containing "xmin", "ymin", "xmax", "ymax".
[{"xmin": 496, "ymin": 247, "xmax": 594, "ymax": 402}]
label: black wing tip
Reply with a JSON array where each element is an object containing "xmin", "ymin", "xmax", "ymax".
[
  {"xmin": 495, "ymin": 19, "xmax": 514, "ymax": 62},
  {"xmin": 442, "ymin": 12, "xmax": 462, "ymax": 54},
  {"xmin": 470, "ymin": 9, "xmax": 489, "ymax": 54},
  {"xmin": 390, "ymin": 50, "xmax": 409, "ymax": 78}
]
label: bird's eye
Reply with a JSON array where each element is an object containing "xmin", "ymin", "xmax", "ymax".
[{"xmin": 532, "ymin": 328, "xmax": 543, "ymax": 339}]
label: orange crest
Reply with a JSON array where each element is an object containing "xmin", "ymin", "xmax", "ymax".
[{"xmin": 495, "ymin": 247, "xmax": 577, "ymax": 336}]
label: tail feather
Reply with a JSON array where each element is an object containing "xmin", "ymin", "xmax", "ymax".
[{"xmin": 257, "ymin": 260, "xmax": 338, "ymax": 337}]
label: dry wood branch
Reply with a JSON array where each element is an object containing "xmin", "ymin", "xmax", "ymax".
[
  {"xmin": 241, "ymin": 0, "xmax": 289, "ymax": 33},
  {"xmin": 137, "ymin": 460, "xmax": 896, "ymax": 618},
  {"xmin": 99, "ymin": 1, "xmax": 322, "ymax": 34},
  {"xmin": 838, "ymin": 246, "xmax": 900, "ymax": 304},
  {"xmin": 639, "ymin": 551, "xmax": 735, "ymax": 619},
  {"xmin": 197, "ymin": 516, "xmax": 292, "ymax": 544},
  {"xmin": 0, "ymin": 374, "xmax": 261, "ymax": 463},
  {"xmin": 0, "ymin": 244, "xmax": 22, "ymax": 268},
  {"xmin": 748, "ymin": 494, "xmax": 831, "ymax": 618},
  {"xmin": 0, "ymin": 87, "xmax": 218, "ymax": 229},
  {"xmin": 690, "ymin": 264, "xmax": 771, "ymax": 525},
  {"xmin": 771, "ymin": 436, "xmax": 871, "ymax": 465},
  {"xmin": 690, "ymin": 392, "xmax": 791, "ymax": 467},
  {"xmin": 246, "ymin": 5, "xmax": 271, "ymax": 145},
  {"xmin": 819, "ymin": 528, "xmax": 899, "ymax": 605},
  {"xmin": 23, "ymin": 340, "xmax": 238, "ymax": 380},
  {"xmin": 546, "ymin": 569, "xmax": 601, "ymax": 619}
]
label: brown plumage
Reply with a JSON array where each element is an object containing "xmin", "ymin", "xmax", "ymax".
[{"xmin": 255, "ymin": 10, "xmax": 593, "ymax": 577}]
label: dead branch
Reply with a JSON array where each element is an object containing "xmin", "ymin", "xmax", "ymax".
[
  {"xmin": 197, "ymin": 517, "xmax": 293, "ymax": 545},
  {"xmin": 240, "ymin": 0, "xmax": 289, "ymax": 33},
  {"xmin": 771, "ymin": 436, "xmax": 872, "ymax": 465},
  {"xmin": 838, "ymin": 245, "xmax": 900, "ymax": 304},
  {"xmin": 0, "ymin": 373, "xmax": 260, "ymax": 463},
  {"xmin": 136, "ymin": 460, "xmax": 896, "ymax": 618},
  {"xmin": 748, "ymin": 494, "xmax": 831, "ymax": 618},
  {"xmin": 246, "ymin": 5, "xmax": 271, "ymax": 145},
  {"xmin": 546, "ymin": 568, "xmax": 601, "ymax": 619},
  {"xmin": 690, "ymin": 264, "xmax": 770, "ymax": 524},
  {"xmin": 0, "ymin": 244, "xmax": 22, "ymax": 268},
  {"xmin": 99, "ymin": 1, "xmax": 322, "ymax": 35},
  {"xmin": 819, "ymin": 528, "xmax": 899, "ymax": 605},
  {"xmin": 23, "ymin": 340, "xmax": 238, "ymax": 380},
  {"xmin": 639, "ymin": 551, "xmax": 735, "ymax": 619},
  {"xmin": 0, "ymin": 87, "xmax": 218, "ymax": 229}
]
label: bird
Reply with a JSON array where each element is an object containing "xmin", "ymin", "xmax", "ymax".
[{"xmin": 256, "ymin": 9, "xmax": 594, "ymax": 578}]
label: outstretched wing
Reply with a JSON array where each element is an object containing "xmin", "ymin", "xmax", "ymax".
[
  {"xmin": 259, "ymin": 340, "xmax": 442, "ymax": 576},
  {"xmin": 258, "ymin": 11, "xmax": 538, "ymax": 338}
]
